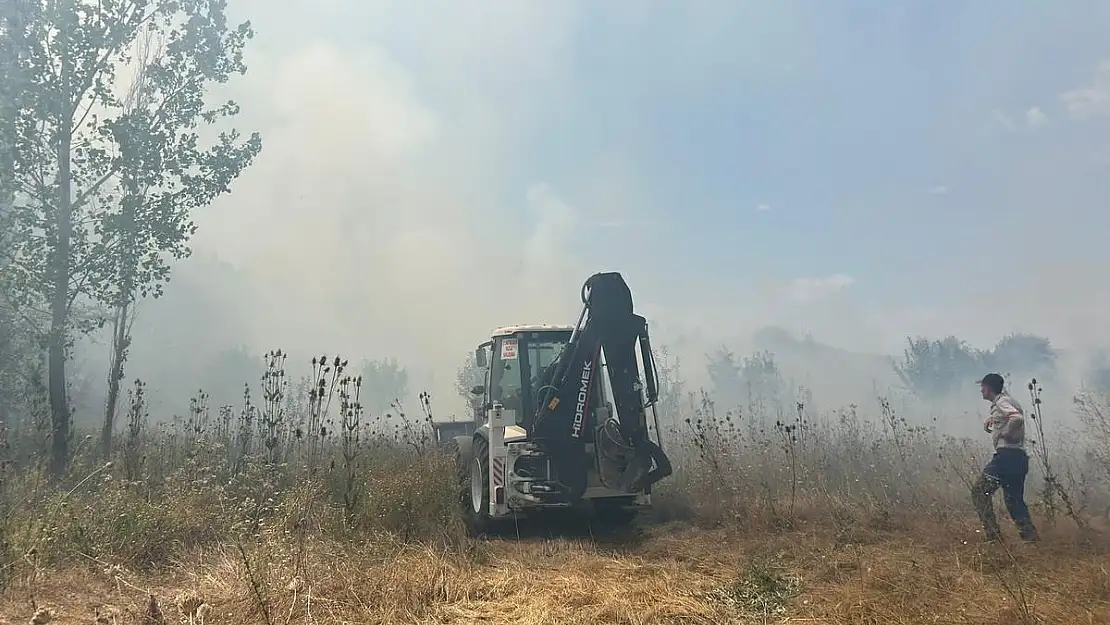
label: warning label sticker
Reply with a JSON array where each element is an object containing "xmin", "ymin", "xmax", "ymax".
[{"xmin": 501, "ymin": 338, "xmax": 518, "ymax": 360}]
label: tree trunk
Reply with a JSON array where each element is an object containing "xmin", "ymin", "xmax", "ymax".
[
  {"xmin": 101, "ymin": 138, "xmax": 140, "ymax": 460},
  {"xmin": 101, "ymin": 27, "xmax": 154, "ymax": 464},
  {"xmin": 48, "ymin": 1, "xmax": 74, "ymax": 478},
  {"xmin": 48, "ymin": 134, "xmax": 72, "ymax": 477},
  {"xmin": 101, "ymin": 297, "xmax": 130, "ymax": 459}
]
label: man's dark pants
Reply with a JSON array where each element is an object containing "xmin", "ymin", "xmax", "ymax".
[{"xmin": 972, "ymin": 447, "xmax": 1039, "ymax": 541}]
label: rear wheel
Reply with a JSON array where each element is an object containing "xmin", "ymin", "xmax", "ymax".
[
  {"xmin": 589, "ymin": 499, "xmax": 639, "ymax": 532},
  {"xmin": 463, "ymin": 436, "xmax": 491, "ymax": 536}
]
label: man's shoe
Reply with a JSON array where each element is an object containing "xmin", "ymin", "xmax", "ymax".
[{"xmin": 1017, "ymin": 521, "xmax": 1040, "ymax": 542}]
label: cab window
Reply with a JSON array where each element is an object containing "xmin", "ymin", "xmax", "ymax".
[
  {"xmin": 489, "ymin": 336, "xmax": 523, "ymax": 412},
  {"xmin": 526, "ymin": 334, "xmax": 569, "ymax": 401}
]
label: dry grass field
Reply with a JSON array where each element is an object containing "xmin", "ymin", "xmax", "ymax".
[
  {"xmin": 5, "ymin": 512, "xmax": 1110, "ymax": 625},
  {"xmin": 1, "ymin": 357, "xmax": 1108, "ymax": 624},
  {"xmin": 6, "ymin": 518, "xmax": 1110, "ymax": 625}
]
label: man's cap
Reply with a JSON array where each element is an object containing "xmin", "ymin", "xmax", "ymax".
[{"xmin": 977, "ymin": 372, "xmax": 1005, "ymax": 391}]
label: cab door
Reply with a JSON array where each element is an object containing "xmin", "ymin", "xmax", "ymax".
[{"xmin": 488, "ymin": 335, "xmax": 524, "ymax": 419}]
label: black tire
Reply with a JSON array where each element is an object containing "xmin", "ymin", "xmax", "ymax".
[
  {"xmin": 451, "ymin": 436, "xmax": 473, "ymax": 489},
  {"xmin": 589, "ymin": 499, "xmax": 639, "ymax": 531},
  {"xmin": 463, "ymin": 436, "xmax": 492, "ymax": 536}
]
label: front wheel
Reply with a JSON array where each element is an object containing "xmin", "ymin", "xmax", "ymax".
[{"xmin": 463, "ymin": 436, "xmax": 491, "ymax": 536}]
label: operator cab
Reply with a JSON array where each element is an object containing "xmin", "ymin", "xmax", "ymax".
[{"xmin": 471, "ymin": 324, "xmax": 603, "ymax": 440}]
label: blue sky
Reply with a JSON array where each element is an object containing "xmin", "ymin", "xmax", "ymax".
[
  {"xmin": 536, "ymin": 2, "xmax": 1110, "ymax": 290},
  {"xmin": 166, "ymin": 0, "xmax": 1110, "ymax": 395}
]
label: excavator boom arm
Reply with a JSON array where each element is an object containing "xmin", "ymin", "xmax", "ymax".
[{"xmin": 530, "ymin": 272, "xmax": 672, "ymax": 497}]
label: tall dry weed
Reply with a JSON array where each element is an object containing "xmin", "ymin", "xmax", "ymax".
[{"xmin": 0, "ymin": 346, "xmax": 1105, "ymax": 615}]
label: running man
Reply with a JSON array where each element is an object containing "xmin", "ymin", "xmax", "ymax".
[{"xmin": 972, "ymin": 372, "xmax": 1039, "ymax": 542}]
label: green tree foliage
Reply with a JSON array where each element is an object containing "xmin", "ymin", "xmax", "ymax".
[
  {"xmin": 706, "ymin": 347, "xmax": 784, "ymax": 412},
  {"xmin": 0, "ymin": 302, "xmax": 45, "ymax": 434},
  {"xmin": 892, "ymin": 336, "xmax": 985, "ymax": 400},
  {"xmin": 2, "ymin": 3, "xmax": 28, "ymax": 303},
  {"xmin": 1, "ymin": 0, "xmax": 262, "ymax": 475},
  {"xmin": 706, "ymin": 346, "xmax": 742, "ymax": 407},
  {"xmin": 1, "ymin": 3, "xmax": 21, "ymax": 205},
  {"xmin": 453, "ymin": 350, "xmax": 485, "ymax": 424},
  {"xmin": 984, "ymin": 332, "xmax": 1058, "ymax": 381},
  {"xmin": 739, "ymin": 349, "xmax": 784, "ymax": 414},
  {"xmin": 892, "ymin": 333, "xmax": 1057, "ymax": 400},
  {"xmin": 358, "ymin": 357, "xmax": 409, "ymax": 414},
  {"xmin": 455, "ymin": 350, "xmax": 483, "ymax": 399}
]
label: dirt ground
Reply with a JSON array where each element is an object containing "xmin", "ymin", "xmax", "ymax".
[{"xmin": 2, "ymin": 517, "xmax": 1109, "ymax": 625}]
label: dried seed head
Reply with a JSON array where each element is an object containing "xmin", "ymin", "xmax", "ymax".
[
  {"xmin": 144, "ymin": 594, "xmax": 165, "ymax": 625},
  {"xmin": 174, "ymin": 590, "xmax": 205, "ymax": 617}
]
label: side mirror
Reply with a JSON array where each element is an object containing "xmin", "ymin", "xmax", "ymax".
[
  {"xmin": 470, "ymin": 384, "xmax": 484, "ymax": 396},
  {"xmin": 475, "ymin": 347, "xmax": 488, "ymax": 368}
]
